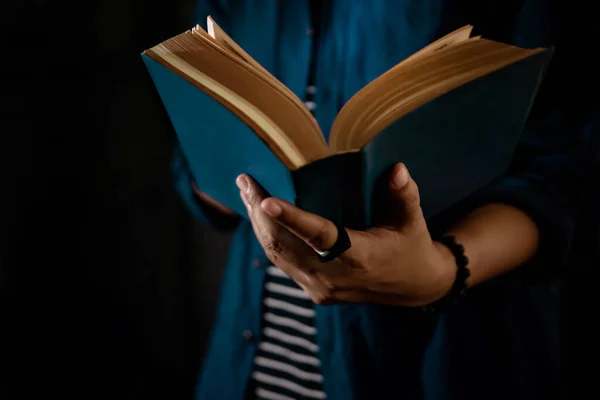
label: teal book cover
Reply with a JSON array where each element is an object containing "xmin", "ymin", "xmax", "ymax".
[{"xmin": 142, "ymin": 48, "xmax": 553, "ymax": 230}]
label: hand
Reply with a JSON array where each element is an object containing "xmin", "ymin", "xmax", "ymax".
[
  {"xmin": 237, "ymin": 163, "xmax": 458, "ymax": 307},
  {"xmin": 192, "ymin": 181, "xmax": 237, "ymax": 217}
]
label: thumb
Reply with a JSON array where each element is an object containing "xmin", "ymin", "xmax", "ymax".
[{"xmin": 388, "ymin": 163, "xmax": 424, "ymax": 228}]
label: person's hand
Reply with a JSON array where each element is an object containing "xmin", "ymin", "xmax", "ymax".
[
  {"xmin": 192, "ymin": 181, "xmax": 237, "ymax": 217},
  {"xmin": 237, "ymin": 163, "xmax": 458, "ymax": 307}
]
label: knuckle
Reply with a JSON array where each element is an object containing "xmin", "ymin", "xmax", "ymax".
[
  {"xmin": 322, "ymin": 285, "xmax": 335, "ymax": 298},
  {"xmin": 264, "ymin": 234, "xmax": 290, "ymax": 263},
  {"xmin": 313, "ymin": 273, "xmax": 336, "ymax": 292},
  {"xmin": 246, "ymin": 191, "xmax": 260, "ymax": 206},
  {"xmin": 311, "ymin": 293, "xmax": 329, "ymax": 306},
  {"xmin": 311, "ymin": 294, "xmax": 325, "ymax": 305},
  {"xmin": 263, "ymin": 233, "xmax": 277, "ymax": 250},
  {"xmin": 365, "ymin": 281, "xmax": 387, "ymax": 292},
  {"xmin": 413, "ymin": 185, "xmax": 422, "ymax": 204},
  {"xmin": 265, "ymin": 251, "xmax": 279, "ymax": 263},
  {"xmin": 307, "ymin": 220, "xmax": 332, "ymax": 249},
  {"xmin": 407, "ymin": 190, "xmax": 421, "ymax": 208},
  {"xmin": 309, "ymin": 286, "xmax": 335, "ymax": 306}
]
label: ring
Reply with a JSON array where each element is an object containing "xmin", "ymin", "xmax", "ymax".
[{"xmin": 314, "ymin": 222, "xmax": 352, "ymax": 263}]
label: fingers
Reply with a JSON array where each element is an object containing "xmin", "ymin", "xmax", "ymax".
[
  {"xmin": 388, "ymin": 163, "xmax": 425, "ymax": 229},
  {"xmin": 238, "ymin": 175, "xmax": 295, "ymax": 265},
  {"xmin": 236, "ymin": 175, "xmax": 267, "ymax": 210},
  {"xmin": 260, "ymin": 197, "xmax": 338, "ymax": 252},
  {"xmin": 260, "ymin": 197, "xmax": 370, "ymax": 267},
  {"xmin": 237, "ymin": 173, "xmax": 372, "ymax": 300},
  {"xmin": 238, "ymin": 174, "xmax": 291, "ymax": 262},
  {"xmin": 328, "ymin": 288, "xmax": 420, "ymax": 307},
  {"xmin": 288, "ymin": 284, "xmax": 421, "ymax": 307},
  {"xmin": 238, "ymin": 175, "xmax": 333, "ymax": 294}
]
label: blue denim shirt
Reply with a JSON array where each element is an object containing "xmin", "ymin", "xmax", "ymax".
[{"xmin": 171, "ymin": 1, "xmax": 599, "ymax": 399}]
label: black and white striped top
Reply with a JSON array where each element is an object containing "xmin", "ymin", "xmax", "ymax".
[{"xmin": 250, "ymin": 265, "xmax": 325, "ymax": 400}]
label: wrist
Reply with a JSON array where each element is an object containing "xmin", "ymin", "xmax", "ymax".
[
  {"xmin": 429, "ymin": 240, "xmax": 459, "ymax": 301},
  {"xmin": 421, "ymin": 236, "xmax": 471, "ymax": 311}
]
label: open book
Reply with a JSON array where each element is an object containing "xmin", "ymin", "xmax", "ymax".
[{"xmin": 142, "ymin": 17, "xmax": 553, "ymax": 229}]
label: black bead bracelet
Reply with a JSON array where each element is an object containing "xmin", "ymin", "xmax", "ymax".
[{"xmin": 422, "ymin": 235, "xmax": 471, "ymax": 313}]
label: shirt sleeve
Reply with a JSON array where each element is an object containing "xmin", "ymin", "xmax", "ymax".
[
  {"xmin": 469, "ymin": 3, "xmax": 600, "ymax": 269},
  {"xmin": 171, "ymin": 144, "xmax": 209, "ymax": 224},
  {"xmin": 471, "ymin": 113, "xmax": 599, "ymax": 268},
  {"xmin": 172, "ymin": 143, "xmax": 241, "ymax": 230}
]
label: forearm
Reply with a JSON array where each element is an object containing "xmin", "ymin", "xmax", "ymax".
[
  {"xmin": 438, "ymin": 4, "xmax": 599, "ymax": 288},
  {"xmin": 438, "ymin": 203, "xmax": 540, "ymax": 287},
  {"xmin": 440, "ymin": 110, "xmax": 598, "ymax": 287}
]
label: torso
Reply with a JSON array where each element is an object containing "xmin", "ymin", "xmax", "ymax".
[{"xmin": 194, "ymin": 2, "xmax": 565, "ymax": 399}]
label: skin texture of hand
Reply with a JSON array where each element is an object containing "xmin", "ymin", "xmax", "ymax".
[
  {"xmin": 237, "ymin": 163, "xmax": 459, "ymax": 307},
  {"xmin": 237, "ymin": 162, "xmax": 541, "ymax": 307}
]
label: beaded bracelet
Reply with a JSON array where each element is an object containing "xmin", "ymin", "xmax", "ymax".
[{"xmin": 422, "ymin": 235, "xmax": 471, "ymax": 313}]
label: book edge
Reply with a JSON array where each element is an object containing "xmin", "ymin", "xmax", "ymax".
[{"xmin": 143, "ymin": 47, "xmax": 308, "ymax": 169}]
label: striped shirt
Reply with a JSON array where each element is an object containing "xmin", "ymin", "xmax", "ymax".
[{"xmin": 250, "ymin": 266, "xmax": 325, "ymax": 400}]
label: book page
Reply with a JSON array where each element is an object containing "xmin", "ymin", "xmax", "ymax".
[
  {"xmin": 329, "ymin": 29, "xmax": 542, "ymax": 151},
  {"xmin": 205, "ymin": 17, "xmax": 326, "ymax": 146},
  {"xmin": 144, "ymin": 28, "xmax": 331, "ymax": 169}
]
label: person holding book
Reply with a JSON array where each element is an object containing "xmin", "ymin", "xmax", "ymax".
[{"xmin": 164, "ymin": 1, "xmax": 598, "ymax": 399}]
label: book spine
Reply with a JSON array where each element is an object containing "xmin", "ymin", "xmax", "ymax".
[{"xmin": 291, "ymin": 152, "xmax": 366, "ymax": 230}]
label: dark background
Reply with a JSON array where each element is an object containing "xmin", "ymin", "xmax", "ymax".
[
  {"xmin": 1, "ymin": 1, "xmax": 596, "ymax": 399},
  {"xmin": 3, "ymin": 1, "xmax": 229, "ymax": 398}
]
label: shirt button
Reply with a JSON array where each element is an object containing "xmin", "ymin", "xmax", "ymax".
[
  {"xmin": 242, "ymin": 329, "xmax": 254, "ymax": 341},
  {"xmin": 252, "ymin": 258, "xmax": 262, "ymax": 268},
  {"xmin": 304, "ymin": 101, "xmax": 317, "ymax": 111}
]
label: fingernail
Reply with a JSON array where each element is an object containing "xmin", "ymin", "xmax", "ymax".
[
  {"xmin": 236, "ymin": 175, "xmax": 249, "ymax": 192},
  {"xmin": 392, "ymin": 164, "xmax": 409, "ymax": 189},
  {"xmin": 262, "ymin": 200, "xmax": 282, "ymax": 217}
]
